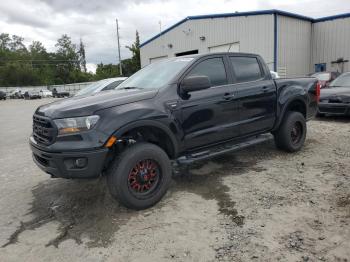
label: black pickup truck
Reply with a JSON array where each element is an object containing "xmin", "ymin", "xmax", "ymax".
[{"xmin": 30, "ymin": 53, "xmax": 319, "ymax": 209}]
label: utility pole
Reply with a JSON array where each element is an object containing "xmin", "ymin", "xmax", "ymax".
[{"xmin": 116, "ymin": 18, "xmax": 123, "ymax": 76}]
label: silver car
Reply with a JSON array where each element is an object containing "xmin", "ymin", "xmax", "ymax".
[{"xmin": 75, "ymin": 77, "xmax": 127, "ymax": 96}]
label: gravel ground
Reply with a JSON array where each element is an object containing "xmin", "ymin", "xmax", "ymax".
[{"xmin": 0, "ymin": 98, "xmax": 349, "ymax": 262}]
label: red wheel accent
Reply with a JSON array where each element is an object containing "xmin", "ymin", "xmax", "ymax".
[{"xmin": 128, "ymin": 159, "xmax": 160, "ymax": 194}]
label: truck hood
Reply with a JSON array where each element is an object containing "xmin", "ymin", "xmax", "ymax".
[
  {"xmin": 320, "ymin": 87, "xmax": 350, "ymax": 98},
  {"xmin": 36, "ymin": 89, "xmax": 158, "ymax": 119}
]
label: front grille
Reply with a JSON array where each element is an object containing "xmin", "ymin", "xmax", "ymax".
[
  {"xmin": 34, "ymin": 154, "xmax": 49, "ymax": 166},
  {"xmin": 328, "ymin": 97, "xmax": 343, "ymax": 103},
  {"xmin": 33, "ymin": 115, "xmax": 56, "ymax": 145}
]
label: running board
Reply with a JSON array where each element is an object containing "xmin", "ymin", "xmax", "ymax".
[{"xmin": 177, "ymin": 134, "xmax": 273, "ymax": 165}]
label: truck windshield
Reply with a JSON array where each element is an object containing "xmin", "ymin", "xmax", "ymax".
[{"xmin": 117, "ymin": 58, "xmax": 193, "ymax": 90}]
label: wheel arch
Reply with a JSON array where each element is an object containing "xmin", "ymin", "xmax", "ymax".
[
  {"xmin": 273, "ymin": 97, "xmax": 307, "ymax": 132},
  {"xmin": 113, "ymin": 120, "xmax": 179, "ymax": 159}
]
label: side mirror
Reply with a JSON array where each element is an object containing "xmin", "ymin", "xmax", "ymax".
[{"xmin": 181, "ymin": 75, "xmax": 211, "ymax": 93}]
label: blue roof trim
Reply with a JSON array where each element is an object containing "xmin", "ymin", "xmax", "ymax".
[
  {"xmin": 314, "ymin": 13, "xmax": 350, "ymax": 23},
  {"xmin": 140, "ymin": 9, "xmax": 350, "ymax": 47},
  {"xmin": 140, "ymin": 18, "xmax": 189, "ymax": 48}
]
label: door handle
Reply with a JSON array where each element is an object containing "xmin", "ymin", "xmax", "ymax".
[
  {"xmin": 223, "ymin": 92, "xmax": 235, "ymax": 100},
  {"xmin": 165, "ymin": 101, "xmax": 179, "ymax": 110},
  {"xmin": 262, "ymin": 86, "xmax": 269, "ymax": 92}
]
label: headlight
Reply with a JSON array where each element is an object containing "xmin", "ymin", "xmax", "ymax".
[{"xmin": 54, "ymin": 115, "xmax": 100, "ymax": 135}]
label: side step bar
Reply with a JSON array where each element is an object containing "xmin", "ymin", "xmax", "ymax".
[{"xmin": 177, "ymin": 134, "xmax": 273, "ymax": 165}]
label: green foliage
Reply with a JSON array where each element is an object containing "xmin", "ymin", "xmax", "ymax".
[
  {"xmin": 0, "ymin": 33, "xmax": 93, "ymax": 86},
  {"xmin": 0, "ymin": 30, "xmax": 142, "ymax": 86},
  {"xmin": 125, "ymin": 31, "xmax": 141, "ymax": 76},
  {"xmin": 93, "ymin": 31, "xmax": 142, "ymax": 79},
  {"xmin": 78, "ymin": 39, "xmax": 87, "ymax": 73},
  {"xmin": 95, "ymin": 63, "xmax": 120, "ymax": 80}
]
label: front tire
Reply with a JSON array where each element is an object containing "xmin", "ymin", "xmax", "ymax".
[
  {"xmin": 107, "ymin": 142, "xmax": 172, "ymax": 210},
  {"xmin": 274, "ymin": 111, "xmax": 306, "ymax": 152}
]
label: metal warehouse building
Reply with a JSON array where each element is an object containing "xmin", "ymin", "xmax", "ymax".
[{"xmin": 140, "ymin": 10, "xmax": 350, "ymax": 77}]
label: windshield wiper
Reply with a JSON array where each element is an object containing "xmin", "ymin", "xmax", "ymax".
[{"xmin": 118, "ymin": 86, "xmax": 143, "ymax": 90}]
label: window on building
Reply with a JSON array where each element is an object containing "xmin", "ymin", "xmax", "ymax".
[
  {"xmin": 230, "ymin": 56, "xmax": 262, "ymax": 83},
  {"xmin": 187, "ymin": 58, "xmax": 227, "ymax": 86},
  {"xmin": 315, "ymin": 63, "xmax": 327, "ymax": 72}
]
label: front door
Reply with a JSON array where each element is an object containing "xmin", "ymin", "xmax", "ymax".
[{"xmin": 179, "ymin": 56, "xmax": 240, "ymax": 150}]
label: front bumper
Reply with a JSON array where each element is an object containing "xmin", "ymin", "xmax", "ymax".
[
  {"xmin": 318, "ymin": 102, "xmax": 350, "ymax": 116},
  {"xmin": 30, "ymin": 137, "xmax": 109, "ymax": 178}
]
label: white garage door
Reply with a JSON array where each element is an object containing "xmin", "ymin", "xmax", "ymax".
[
  {"xmin": 209, "ymin": 42, "xmax": 240, "ymax": 53},
  {"xmin": 149, "ymin": 55, "xmax": 168, "ymax": 63}
]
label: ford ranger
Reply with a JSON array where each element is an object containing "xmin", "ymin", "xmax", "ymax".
[{"xmin": 30, "ymin": 53, "xmax": 320, "ymax": 210}]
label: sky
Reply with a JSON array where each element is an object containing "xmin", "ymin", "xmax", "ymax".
[{"xmin": 0, "ymin": 0, "xmax": 350, "ymax": 73}]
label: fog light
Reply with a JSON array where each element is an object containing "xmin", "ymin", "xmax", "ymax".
[{"xmin": 75, "ymin": 158, "xmax": 87, "ymax": 168}]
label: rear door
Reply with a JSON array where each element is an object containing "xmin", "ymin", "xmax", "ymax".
[
  {"xmin": 228, "ymin": 55, "xmax": 276, "ymax": 136},
  {"xmin": 179, "ymin": 56, "xmax": 240, "ymax": 150}
]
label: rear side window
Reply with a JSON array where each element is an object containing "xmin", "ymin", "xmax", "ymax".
[
  {"xmin": 187, "ymin": 58, "xmax": 227, "ymax": 86},
  {"xmin": 230, "ymin": 56, "xmax": 262, "ymax": 83}
]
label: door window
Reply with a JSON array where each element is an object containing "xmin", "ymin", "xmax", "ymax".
[
  {"xmin": 230, "ymin": 56, "xmax": 262, "ymax": 83},
  {"xmin": 187, "ymin": 58, "xmax": 227, "ymax": 87}
]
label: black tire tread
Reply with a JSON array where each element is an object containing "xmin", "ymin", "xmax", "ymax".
[
  {"xmin": 274, "ymin": 111, "xmax": 306, "ymax": 152},
  {"xmin": 107, "ymin": 142, "xmax": 171, "ymax": 210}
]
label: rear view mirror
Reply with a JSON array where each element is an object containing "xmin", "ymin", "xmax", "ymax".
[{"xmin": 181, "ymin": 75, "xmax": 211, "ymax": 93}]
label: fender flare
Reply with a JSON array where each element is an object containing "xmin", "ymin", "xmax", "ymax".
[
  {"xmin": 112, "ymin": 119, "xmax": 179, "ymax": 157},
  {"xmin": 273, "ymin": 96, "xmax": 307, "ymax": 131}
]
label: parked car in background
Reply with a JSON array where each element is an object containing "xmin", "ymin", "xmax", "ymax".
[
  {"xmin": 40, "ymin": 89, "xmax": 52, "ymax": 98},
  {"xmin": 75, "ymin": 77, "xmax": 127, "ymax": 97},
  {"xmin": 0, "ymin": 90, "xmax": 6, "ymax": 100},
  {"xmin": 311, "ymin": 72, "xmax": 339, "ymax": 88},
  {"xmin": 52, "ymin": 88, "xmax": 70, "ymax": 98},
  {"xmin": 9, "ymin": 89, "xmax": 25, "ymax": 99},
  {"xmin": 24, "ymin": 91, "xmax": 41, "ymax": 100},
  {"xmin": 270, "ymin": 71, "xmax": 280, "ymax": 79},
  {"xmin": 318, "ymin": 72, "xmax": 350, "ymax": 116}
]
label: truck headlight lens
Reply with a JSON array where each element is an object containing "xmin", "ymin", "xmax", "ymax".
[{"xmin": 54, "ymin": 115, "xmax": 100, "ymax": 135}]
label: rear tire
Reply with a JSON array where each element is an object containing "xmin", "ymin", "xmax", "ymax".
[
  {"xmin": 107, "ymin": 142, "xmax": 172, "ymax": 210},
  {"xmin": 274, "ymin": 111, "xmax": 306, "ymax": 152}
]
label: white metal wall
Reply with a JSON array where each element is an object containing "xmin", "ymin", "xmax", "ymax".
[
  {"xmin": 312, "ymin": 17, "xmax": 350, "ymax": 73},
  {"xmin": 141, "ymin": 15, "xmax": 275, "ymax": 70},
  {"xmin": 277, "ymin": 15, "xmax": 312, "ymax": 77}
]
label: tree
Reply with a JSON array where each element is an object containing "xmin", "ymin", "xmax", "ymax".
[
  {"xmin": 95, "ymin": 63, "xmax": 120, "ymax": 80},
  {"xmin": 29, "ymin": 41, "xmax": 47, "ymax": 55},
  {"xmin": 78, "ymin": 38, "xmax": 87, "ymax": 72},
  {"xmin": 125, "ymin": 31, "xmax": 141, "ymax": 75},
  {"xmin": 54, "ymin": 34, "xmax": 80, "ymax": 83},
  {"xmin": 0, "ymin": 32, "xmax": 95, "ymax": 86},
  {"xmin": 0, "ymin": 33, "xmax": 11, "ymax": 50},
  {"xmin": 9, "ymin": 35, "xmax": 27, "ymax": 52}
]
